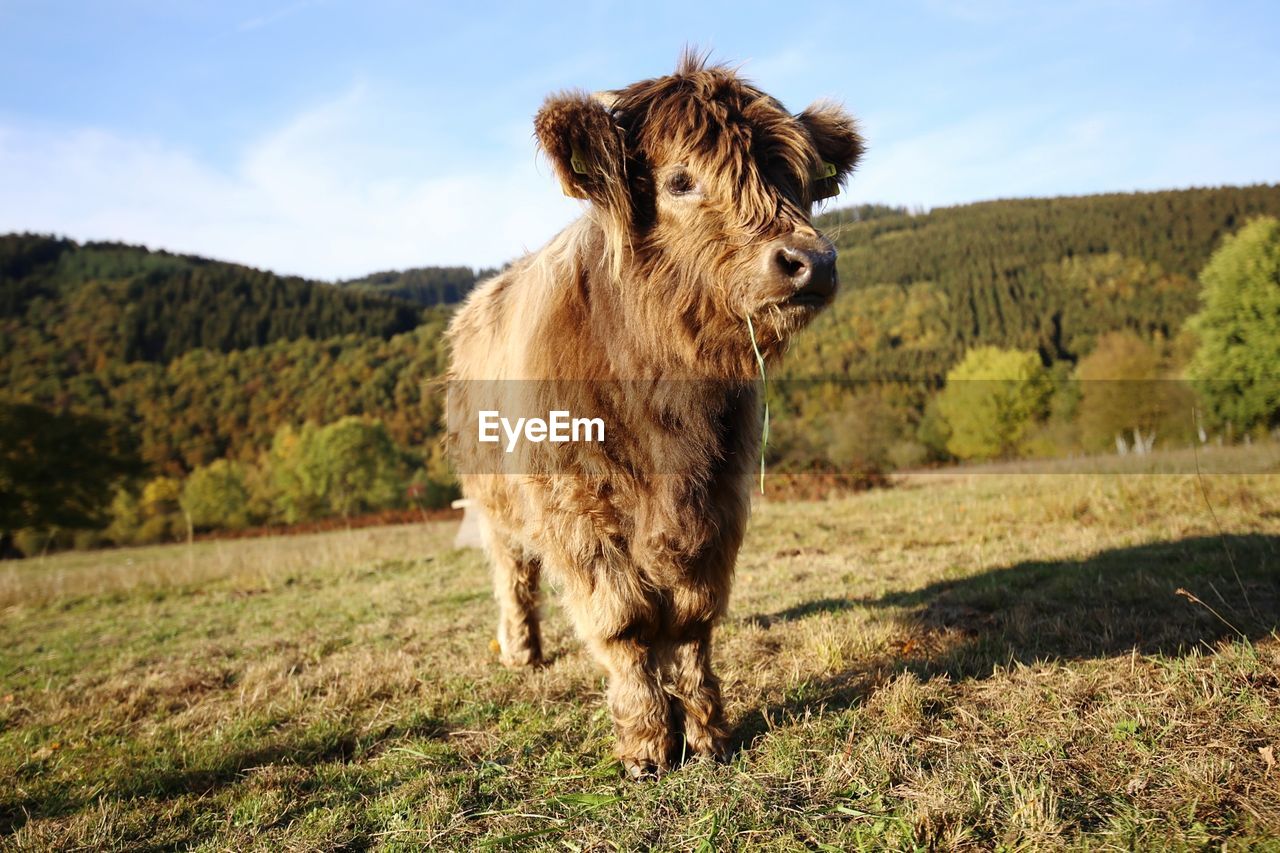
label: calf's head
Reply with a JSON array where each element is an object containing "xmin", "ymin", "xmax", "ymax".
[{"xmin": 535, "ymin": 54, "xmax": 863, "ymax": 378}]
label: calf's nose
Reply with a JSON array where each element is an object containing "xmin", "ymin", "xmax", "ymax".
[{"xmin": 774, "ymin": 241, "xmax": 837, "ymax": 302}]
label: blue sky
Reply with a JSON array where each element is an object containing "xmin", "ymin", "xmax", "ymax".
[{"xmin": 1, "ymin": 1, "xmax": 1277, "ymax": 279}]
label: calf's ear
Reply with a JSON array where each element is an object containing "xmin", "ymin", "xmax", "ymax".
[
  {"xmin": 798, "ymin": 102, "xmax": 864, "ymax": 201},
  {"xmin": 535, "ymin": 91, "xmax": 629, "ymax": 211}
]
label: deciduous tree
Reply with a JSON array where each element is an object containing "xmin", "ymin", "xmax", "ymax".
[
  {"xmin": 1187, "ymin": 217, "xmax": 1280, "ymax": 432},
  {"xmin": 937, "ymin": 347, "xmax": 1051, "ymax": 460}
]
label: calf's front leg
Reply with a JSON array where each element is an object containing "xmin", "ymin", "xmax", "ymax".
[
  {"xmin": 664, "ymin": 623, "xmax": 730, "ymax": 762},
  {"xmin": 588, "ymin": 634, "xmax": 673, "ymax": 779}
]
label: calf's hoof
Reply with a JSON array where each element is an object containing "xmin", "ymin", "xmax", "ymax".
[
  {"xmin": 490, "ymin": 637, "xmax": 543, "ymax": 669},
  {"xmin": 689, "ymin": 736, "xmax": 730, "ymax": 764},
  {"xmin": 621, "ymin": 757, "xmax": 667, "ymax": 782}
]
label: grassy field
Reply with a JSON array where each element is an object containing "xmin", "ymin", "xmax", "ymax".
[{"xmin": 2, "ymin": 467, "xmax": 1279, "ymax": 850}]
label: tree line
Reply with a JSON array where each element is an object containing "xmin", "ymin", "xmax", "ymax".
[
  {"xmin": 338, "ymin": 264, "xmax": 496, "ymax": 307},
  {"xmin": 2, "ymin": 184, "xmax": 1279, "ymax": 555}
]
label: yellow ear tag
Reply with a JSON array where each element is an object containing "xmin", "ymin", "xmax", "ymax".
[
  {"xmin": 562, "ymin": 148, "xmax": 591, "ymax": 199},
  {"xmin": 812, "ymin": 161, "xmax": 839, "ymax": 200}
]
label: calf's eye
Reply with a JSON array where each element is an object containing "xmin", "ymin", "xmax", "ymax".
[{"xmin": 666, "ymin": 169, "xmax": 697, "ymax": 196}]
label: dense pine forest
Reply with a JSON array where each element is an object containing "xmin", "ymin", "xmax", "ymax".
[
  {"xmin": 2, "ymin": 184, "xmax": 1278, "ymax": 553},
  {"xmin": 338, "ymin": 265, "xmax": 496, "ymax": 307},
  {"xmin": 0, "ymin": 236, "xmax": 428, "ymax": 362}
]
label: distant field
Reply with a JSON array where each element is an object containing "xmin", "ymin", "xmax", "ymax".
[
  {"xmin": 899, "ymin": 441, "xmax": 1280, "ymax": 479},
  {"xmin": 2, "ymin": 470, "xmax": 1278, "ymax": 849}
]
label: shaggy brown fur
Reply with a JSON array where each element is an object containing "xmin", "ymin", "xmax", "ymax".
[{"xmin": 446, "ymin": 53, "xmax": 862, "ymax": 778}]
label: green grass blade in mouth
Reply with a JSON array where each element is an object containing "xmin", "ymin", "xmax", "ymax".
[{"xmin": 745, "ymin": 313, "xmax": 769, "ymax": 495}]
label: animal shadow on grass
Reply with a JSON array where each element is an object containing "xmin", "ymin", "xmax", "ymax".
[{"xmin": 733, "ymin": 533, "xmax": 1280, "ymax": 749}]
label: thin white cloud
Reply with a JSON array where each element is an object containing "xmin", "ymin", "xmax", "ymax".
[
  {"xmin": 238, "ymin": 0, "xmax": 316, "ymax": 33},
  {"xmin": 0, "ymin": 86, "xmax": 584, "ymax": 279},
  {"xmin": 922, "ymin": 0, "xmax": 1107, "ymax": 25}
]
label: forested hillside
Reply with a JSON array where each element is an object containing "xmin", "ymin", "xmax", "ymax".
[
  {"xmin": 769, "ymin": 184, "xmax": 1280, "ymax": 473},
  {"xmin": 2, "ymin": 183, "xmax": 1278, "ymax": 553},
  {"xmin": 2, "ymin": 319, "xmax": 450, "ymax": 475},
  {"xmin": 338, "ymin": 265, "xmax": 496, "ymax": 307},
  {"xmin": 1, "ymin": 235, "xmax": 426, "ymax": 365},
  {"xmin": 799, "ymin": 184, "xmax": 1280, "ymax": 381},
  {"xmin": 0, "ymin": 234, "xmax": 463, "ymax": 470}
]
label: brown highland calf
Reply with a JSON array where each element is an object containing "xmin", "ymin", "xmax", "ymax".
[{"xmin": 446, "ymin": 54, "xmax": 862, "ymax": 778}]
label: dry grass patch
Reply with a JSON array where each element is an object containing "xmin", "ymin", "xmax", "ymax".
[{"xmin": 2, "ymin": 470, "xmax": 1278, "ymax": 849}]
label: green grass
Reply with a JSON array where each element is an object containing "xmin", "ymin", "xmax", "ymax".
[{"xmin": 3, "ymin": 471, "xmax": 1279, "ymax": 850}]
